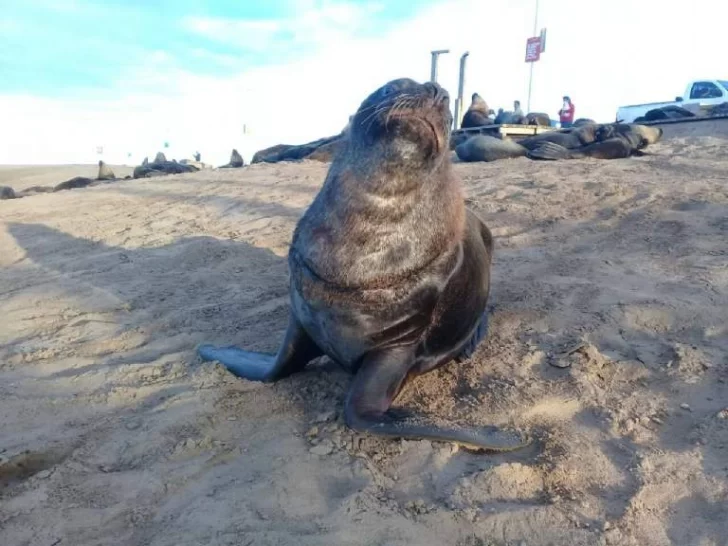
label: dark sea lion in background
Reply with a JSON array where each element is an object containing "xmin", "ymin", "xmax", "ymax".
[
  {"xmin": 219, "ymin": 149, "xmax": 245, "ymax": 169},
  {"xmin": 251, "ymin": 134, "xmax": 345, "ymax": 164},
  {"xmin": 453, "ymin": 123, "xmax": 600, "ymax": 163},
  {"xmin": 449, "ymin": 131, "xmax": 471, "ymax": 151},
  {"xmin": 456, "ymin": 134, "xmax": 528, "ymax": 162},
  {"xmin": 305, "ymin": 138, "xmax": 344, "ymax": 162},
  {"xmin": 18, "ymin": 186, "xmax": 54, "ymax": 196},
  {"xmin": 251, "ymin": 144, "xmax": 290, "ymax": 163},
  {"xmin": 528, "ymin": 123, "xmax": 663, "ymax": 160},
  {"xmin": 461, "ymin": 93, "xmax": 493, "ymax": 129},
  {"xmin": 0, "ymin": 186, "xmax": 17, "ymax": 200},
  {"xmin": 97, "ymin": 160, "xmax": 115, "ymax": 180},
  {"xmin": 494, "ymin": 109, "xmax": 517, "ymax": 125},
  {"xmin": 573, "ymin": 118, "xmax": 596, "ymax": 127},
  {"xmin": 53, "ymin": 176, "xmax": 96, "ymax": 192},
  {"xmin": 644, "ymin": 105, "xmax": 694, "ymax": 121},
  {"xmin": 132, "ymin": 154, "xmax": 199, "ymax": 179},
  {"xmin": 519, "ymin": 123, "xmax": 599, "ymax": 150},
  {"xmin": 526, "ymin": 112, "xmax": 551, "ymax": 126},
  {"xmin": 198, "ymin": 77, "xmax": 529, "ymax": 452}
]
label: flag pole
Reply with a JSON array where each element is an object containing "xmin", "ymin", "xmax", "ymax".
[{"xmin": 526, "ymin": 0, "xmax": 540, "ymax": 112}]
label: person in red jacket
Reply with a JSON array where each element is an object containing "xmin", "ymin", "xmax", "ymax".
[{"xmin": 559, "ymin": 95, "xmax": 575, "ymax": 128}]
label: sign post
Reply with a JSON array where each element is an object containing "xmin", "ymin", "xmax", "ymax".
[{"xmin": 525, "ymin": 0, "xmax": 545, "ymax": 113}]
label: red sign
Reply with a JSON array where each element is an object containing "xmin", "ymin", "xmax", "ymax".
[{"xmin": 525, "ymin": 37, "xmax": 541, "ymax": 63}]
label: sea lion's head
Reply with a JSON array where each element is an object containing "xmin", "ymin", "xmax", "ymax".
[
  {"xmin": 347, "ymin": 78, "xmax": 452, "ymax": 168},
  {"xmin": 596, "ymin": 123, "xmax": 663, "ymax": 149},
  {"xmin": 631, "ymin": 124, "xmax": 664, "ymax": 145},
  {"xmin": 469, "ymin": 93, "xmax": 488, "ymax": 113}
]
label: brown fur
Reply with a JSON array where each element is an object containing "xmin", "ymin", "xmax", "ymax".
[{"xmin": 292, "ymin": 79, "xmax": 464, "ymax": 292}]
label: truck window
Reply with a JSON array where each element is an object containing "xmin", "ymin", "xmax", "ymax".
[{"xmin": 690, "ymin": 81, "xmax": 723, "ymax": 99}]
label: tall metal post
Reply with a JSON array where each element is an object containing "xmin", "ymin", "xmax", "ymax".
[
  {"xmin": 526, "ymin": 0, "xmax": 540, "ymax": 112},
  {"xmin": 453, "ymin": 51, "xmax": 469, "ymax": 130},
  {"xmin": 430, "ymin": 49, "xmax": 450, "ymax": 83}
]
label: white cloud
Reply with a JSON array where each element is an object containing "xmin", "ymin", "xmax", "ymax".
[
  {"xmin": 181, "ymin": 0, "xmax": 384, "ymax": 53},
  {"xmin": 2, "ymin": 0, "xmax": 727, "ymax": 166}
]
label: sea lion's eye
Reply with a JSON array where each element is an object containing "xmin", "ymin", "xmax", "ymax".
[{"xmin": 380, "ymin": 84, "xmax": 396, "ymax": 97}]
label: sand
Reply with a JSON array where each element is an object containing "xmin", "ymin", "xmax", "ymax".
[{"xmin": 1, "ymin": 135, "xmax": 727, "ymax": 546}]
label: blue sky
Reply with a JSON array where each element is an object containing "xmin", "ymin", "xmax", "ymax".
[
  {"xmin": 2, "ymin": 0, "xmax": 437, "ymax": 97},
  {"xmin": 1, "ymin": 0, "xmax": 726, "ymax": 165}
]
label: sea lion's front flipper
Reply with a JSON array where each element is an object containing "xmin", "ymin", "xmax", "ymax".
[
  {"xmin": 198, "ymin": 312, "xmax": 322, "ymax": 383},
  {"xmin": 526, "ymin": 142, "xmax": 575, "ymax": 161},
  {"xmin": 344, "ymin": 346, "xmax": 530, "ymax": 452}
]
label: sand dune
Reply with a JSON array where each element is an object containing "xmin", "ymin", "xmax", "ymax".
[{"xmin": 1, "ymin": 136, "xmax": 727, "ymax": 545}]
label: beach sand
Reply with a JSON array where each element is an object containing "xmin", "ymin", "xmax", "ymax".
[{"xmin": 1, "ymin": 135, "xmax": 727, "ymax": 545}]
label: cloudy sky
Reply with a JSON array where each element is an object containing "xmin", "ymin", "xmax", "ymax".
[{"xmin": 1, "ymin": 0, "xmax": 725, "ymax": 165}]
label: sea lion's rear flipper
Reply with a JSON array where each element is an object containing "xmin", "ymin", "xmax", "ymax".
[
  {"xmin": 197, "ymin": 312, "xmax": 322, "ymax": 382},
  {"xmin": 526, "ymin": 142, "xmax": 575, "ymax": 160},
  {"xmin": 345, "ymin": 346, "xmax": 530, "ymax": 452}
]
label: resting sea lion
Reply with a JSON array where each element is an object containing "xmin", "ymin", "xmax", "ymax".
[
  {"xmin": 453, "ymin": 124, "xmax": 600, "ymax": 162},
  {"xmin": 456, "ymin": 134, "xmax": 528, "ymax": 162},
  {"xmin": 53, "ymin": 176, "xmax": 96, "ymax": 192},
  {"xmin": 0, "ymin": 186, "xmax": 16, "ymax": 200},
  {"xmin": 198, "ymin": 77, "xmax": 529, "ymax": 452},
  {"xmin": 528, "ymin": 123, "xmax": 663, "ymax": 160},
  {"xmin": 17, "ymin": 186, "xmax": 54, "ymax": 197},
  {"xmin": 644, "ymin": 105, "xmax": 694, "ymax": 121},
  {"xmin": 97, "ymin": 160, "xmax": 115, "ymax": 180},
  {"xmin": 573, "ymin": 118, "xmax": 596, "ymax": 127},
  {"xmin": 519, "ymin": 123, "xmax": 599, "ymax": 150},
  {"xmin": 526, "ymin": 112, "xmax": 551, "ymax": 126},
  {"xmin": 461, "ymin": 93, "xmax": 493, "ymax": 129}
]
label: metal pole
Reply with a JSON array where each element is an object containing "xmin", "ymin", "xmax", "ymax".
[
  {"xmin": 430, "ymin": 49, "xmax": 449, "ymax": 83},
  {"xmin": 454, "ymin": 51, "xmax": 470, "ymax": 130},
  {"xmin": 526, "ymin": 0, "xmax": 539, "ymax": 112}
]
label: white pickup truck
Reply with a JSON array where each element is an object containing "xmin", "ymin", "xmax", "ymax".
[{"xmin": 616, "ymin": 79, "xmax": 728, "ymax": 123}]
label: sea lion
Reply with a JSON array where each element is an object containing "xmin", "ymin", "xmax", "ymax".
[
  {"xmin": 17, "ymin": 186, "xmax": 54, "ymax": 197},
  {"xmin": 132, "ymin": 155, "xmax": 198, "ymax": 179},
  {"xmin": 494, "ymin": 109, "xmax": 517, "ymax": 125},
  {"xmin": 219, "ymin": 149, "xmax": 245, "ymax": 169},
  {"xmin": 519, "ymin": 123, "xmax": 599, "ymax": 150},
  {"xmin": 53, "ymin": 176, "xmax": 96, "ymax": 192},
  {"xmin": 461, "ymin": 93, "xmax": 493, "ymax": 129},
  {"xmin": 527, "ymin": 123, "xmax": 663, "ymax": 160},
  {"xmin": 452, "ymin": 124, "xmax": 600, "ymax": 163},
  {"xmin": 456, "ymin": 134, "xmax": 528, "ymax": 162},
  {"xmin": 0, "ymin": 186, "xmax": 16, "ymax": 200},
  {"xmin": 526, "ymin": 112, "xmax": 551, "ymax": 126},
  {"xmin": 97, "ymin": 160, "xmax": 115, "ymax": 180},
  {"xmin": 305, "ymin": 138, "xmax": 344, "ymax": 162},
  {"xmin": 251, "ymin": 134, "xmax": 345, "ymax": 164},
  {"xmin": 198, "ymin": 77, "xmax": 529, "ymax": 452},
  {"xmin": 573, "ymin": 118, "xmax": 596, "ymax": 127},
  {"xmin": 644, "ymin": 105, "xmax": 694, "ymax": 121}
]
